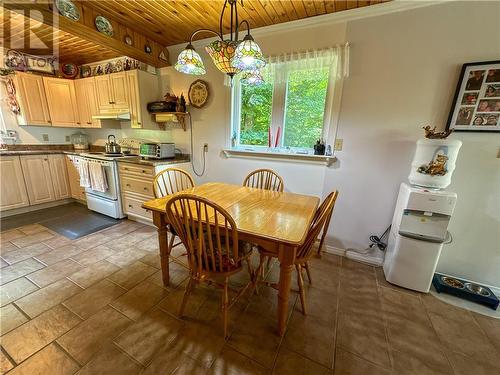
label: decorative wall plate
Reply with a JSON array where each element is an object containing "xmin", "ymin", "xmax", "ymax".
[
  {"xmin": 124, "ymin": 35, "xmax": 133, "ymax": 46},
  {"xmin": 80, "ymin": 66, "xmax": 91, "ymax": 78},
  {"xmin": 144, "ymin": 43, "xmax": 152, "ymax": 54},
  {"xmin": 188, "ymin": 79, "xmax": 209, "ymax": 108},
  {"xmin": 55, "ymin": 0, "xmax": 80, "ymax": 21},
  {"xmin": 95, "ymin": 15, "xmax": 113, "ymax": 36},
  {"xmin": 60, "ymin": 63, "xmax": 78, "ymax": 78},
  {"xmin": 158, "ymin": 48, "xmax": 169, "ymax": 63}
]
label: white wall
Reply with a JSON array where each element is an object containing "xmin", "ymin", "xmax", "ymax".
[{"xmin": 164, "ymin": 1, "xmax": 500, "ymax": 287}]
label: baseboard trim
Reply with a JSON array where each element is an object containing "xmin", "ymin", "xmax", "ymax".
[
  {"xmin": 323, "ymin": 245, "xmax": 346, "ymax": 257},
  {"xmin": 0, "ymin": 199, "xmax": 76, "ymax": 218}
]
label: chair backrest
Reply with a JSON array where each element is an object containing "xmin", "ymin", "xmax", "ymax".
[
  {"xmin": 166, "ymin": 194, "xmax": 241, "ymax": 275},
  {"xmin": 243, "ymin": 169, "xmax": 284, "ymax": 192},
  {"xmin": 297, "ymin": 191, "xmax": 339, "ymax": 260},
  {"xmin": 153, "ymin": 168, "xmax": 195, "ymax": 198}
]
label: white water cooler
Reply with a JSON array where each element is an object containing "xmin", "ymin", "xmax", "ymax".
[{"xmin": 383, "ymin": 183, "xmax": 457, "ymax": 292}]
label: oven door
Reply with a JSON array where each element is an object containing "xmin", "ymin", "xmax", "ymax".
[{"xmin": 84, "ymin": 160, "xmax": 118, "ymax": 200}]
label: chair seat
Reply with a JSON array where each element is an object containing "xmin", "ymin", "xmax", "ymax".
[{"xmin": 201, "ymin": 239, "xmax": 254, "ymax": 272}]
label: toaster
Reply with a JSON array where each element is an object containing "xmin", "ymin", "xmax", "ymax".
[{"xmin": 139, "ymin": 143, "xmax": 176, "ymax": 159}]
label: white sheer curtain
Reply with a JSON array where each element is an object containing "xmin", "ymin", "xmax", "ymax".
[{"xmin": 261, "ymin": 43, "xmax": 350, "ymax": 84}]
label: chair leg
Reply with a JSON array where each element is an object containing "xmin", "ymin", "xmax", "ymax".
[
  {"xmin": 179, "ymin": 277, "xmax": 194, "ymax": 318},
  {"xmin": 253, "ymin": 253, "xmax": 266, "ymax": 295},
  {"xmin": 222, "ymin": 277, "xmax": 229, "ymax": 338},
  {"xmin": 167, "ymin": 231, "xmax": 176, "ymax": 257},
  {"xmin": 266, "ymin": 257, "xmax": 272, "ymax": 272},
  {"xmin": 304, "ymin": 262, "xmax": 312, "ymax": 284},
  {"xmin": 295, "ymin": 264, "xmax": 307, "ymax": 315}
]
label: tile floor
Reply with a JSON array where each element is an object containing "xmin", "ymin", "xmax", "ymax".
[{"xmin": 1, "ymin": 220, "xmax": 499, "ymax": 374}]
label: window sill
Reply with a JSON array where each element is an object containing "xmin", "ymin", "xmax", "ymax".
[{"xmin": 222, "ymin": 148, "xmax": 336, "ymax": 166}]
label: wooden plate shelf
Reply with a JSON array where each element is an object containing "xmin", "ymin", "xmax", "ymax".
[{"xmin": 154, "ymin": 112, "xmax": 190, "ymax": 131}]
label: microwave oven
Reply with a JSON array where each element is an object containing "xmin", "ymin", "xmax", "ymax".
[{"xmin": 139, "ymin": 143, "xmax": 176, "ymax": 159}]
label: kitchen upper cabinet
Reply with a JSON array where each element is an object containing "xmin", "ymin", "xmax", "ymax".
[
  {"xmin": 0, "ymin": 156, "xmax": 30, "ymax": 211},
  {"xmin": 13, "ymin": 72, "xmax": 51, "ymax": 126},
  {"xmin": 95, "ymin": 72, "xmax": 129, "ymax": 113},
  {"xmin": 43, "ymin": 77, "xmax": 80, "ymax": 127},
  {"xmin": 20, "ymin": 155, "xmax": 56, "ymax": 205},
  {"xmin": 48, "ymin": 155, "xmax": 71, "ymax": 200},
  {"xmin": 126, "ymin": 70, "xmax": 160, "ymax": 129},
  {"xmin": 75, "ymin": 77, "xmax": 100, "ymax": 128}
]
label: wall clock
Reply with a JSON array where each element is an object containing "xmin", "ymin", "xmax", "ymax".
[{"xmin": 188, "ymin": 80, "xmax": 209, "ymax": 108}]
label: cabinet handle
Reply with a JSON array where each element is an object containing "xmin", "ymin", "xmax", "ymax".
[
  {"xmin": 47, "ymin": 120, "xmax": 51, "ymax": 123},
  {"xmin": 128, "ymin": 204, "xmax": 133, "ymax": 208},
  {"xmin": 126, "ymin": 184, "xmax": 131, "ymax": 187},
  {"xmin": 76, "ymin": 122, "xmax": 80, "ymax": 124},
  {"xmin": 87, "ymin": 122, "xmax": 92, "ymax": 125},
  {"xmin": 143, "ymin": 187, "xmax": 148, "ymax": 191},
  {"xmin": 137, "ymin": 122, "xmax": 141, "ymax": 125},
  {"xmin": 142, "ymin": 170, "xmax": 146, "ymax": 173}
]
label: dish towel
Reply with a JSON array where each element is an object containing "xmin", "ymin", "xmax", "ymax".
[
  {"xmin": 88, "ymin": 161, "xmax": 108, "ymax": 193},
  {"xmin": 78, "ymin": 159, "xmax": 91, "ymax": 188}
]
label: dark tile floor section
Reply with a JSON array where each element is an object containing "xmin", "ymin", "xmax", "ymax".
[
  {"xmin": 0, "ymin": 220, "xmax": 499, "ymax": 374},
  {"xmin": 0, "ymin": 203, "xmax": 121, "ymax": 239}
]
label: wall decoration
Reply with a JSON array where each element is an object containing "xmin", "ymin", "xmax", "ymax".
[
  {"xmin": 4, "ymin": 50, "xmax": 56, "ymax": 74},
  {"xmin": 158, "ymin": 48, "xmax": 169, "ymax": 63},
  {"xmin": 95, "ymin": 15, "xmax": 114, "ymax": 36},
  {"xmin": 144, "ymin": 43, "xmax": 152, "ymax": 54},
  {"xmin": 124, "ymin": 34, "xmax": 133, "ymax": 46},
  {"xmin": 60, "ymin": 63, "xmax": 78, "ymax": 79},
  {"xmin": 447, "ymin": 60, "xmax": 500, "ymax": 132},
  {"xmin": 80, "ymin": 57, "xmax": 142, "ymax": 77},
  {"xmin": 80, "ymin": 65, "xmax": 91, "ymax": 78},
  {"xmin": 55, "ymin": 0, "xmax": 80, "ymax": 21},
  {"xmin": 188, "ymin": 79, "xmax": 209, "ymax": 108}
]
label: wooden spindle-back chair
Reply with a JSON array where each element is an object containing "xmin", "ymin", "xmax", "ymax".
[
  {"xmin": 153, "ymin": 168, "xmax": 195, "ymax": 266},
  {"xmin": 243, "ymin": 169, "xmax": 284, "ymax": 192},
  {"xmin": 255, "ymin": 191, "xmax": 338, "ymax": 315},
  {"xmin": 166, "ymin": 194, "xmax": 255, "ymax": 338}
]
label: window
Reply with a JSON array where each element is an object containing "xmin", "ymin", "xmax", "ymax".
[{"xmin": 232, "ymin": 65, "xmax": 332, "ymax": 150}]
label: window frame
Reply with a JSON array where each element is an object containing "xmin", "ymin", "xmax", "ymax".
[{"xmin": 230, "ymin": 63, "xmax": 341, "ymax": 153}]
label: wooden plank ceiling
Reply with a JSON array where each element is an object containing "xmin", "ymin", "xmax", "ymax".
[{"xmin": 88, "ymin": 0, "xmax": 388, "ymax": 47}]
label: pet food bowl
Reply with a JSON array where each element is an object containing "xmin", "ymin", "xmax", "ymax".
[
  {"xmin": 465, "ymin": 283, "xmax": 491, "ymax": 297},
  {"xmin": 441, "ymin": 276, "xmax": 464, "ymax": 289}
]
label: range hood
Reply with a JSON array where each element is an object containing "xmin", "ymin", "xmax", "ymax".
[{"xmin": 92, "ymin": 112, "xmax": 131, "ymax": 120}]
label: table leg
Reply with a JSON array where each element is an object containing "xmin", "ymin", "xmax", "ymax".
[
  {"xmin": 153, "ymin": 212, "xmax": 170, "ymax": 287},
  {"xmin": 277, "ymin": 244, "xmax": 297, "ymax": 336}
]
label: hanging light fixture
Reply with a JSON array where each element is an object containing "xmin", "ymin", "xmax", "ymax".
[
  {"xmin": 175, "ymin": 0, "xmax": 265, "ymax": 80},
  {"xmin": 240, "ymin": 69, "xmax": 264, "ymax": 85}
]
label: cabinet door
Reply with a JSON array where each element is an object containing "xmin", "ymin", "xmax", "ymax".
[
  {"xmin": 48, "ymin": 155, "xmax": 71, "ymax": 200},
  {"xmin": 43, "ymin": 77, "xmax": 80, "ymax": 127},
  {"xmin": 126, "ymin": 71, "xmax": 142, "ymax": 128},
  {"xmin": 110, "ymin": 72, "xmax": 129, "ymax": 110},
  {"xmin": 65, "ymin": 156, "xmax": 86, "ymax": 201},
  {"xmin": 20, "ymin": 155, "xmax": 55, "ymax": 205},
  {"xmin": 94, "ymin": 75, "xmax": 114, "ymax": 113},
  {"xmin": 0, "ymin": 156, "xmax": 30, "ymax": 211},
  {"xmin": 15, "ymin": 72, "xmax": 51, "ymax": 126},
  {"xmin": 75, "ymin": 78, "xmax": 100, "ymax": 128}
]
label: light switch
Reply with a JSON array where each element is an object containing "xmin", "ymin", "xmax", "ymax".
[
  {"xmin": 65, "ymin": 136, "xmax": 70, "ymax": 142},
  {"xmin": 334, "ymin": 138, "xmax": 343, "ymax": 151},
  {"xmin": 42, "ymin": 134, "xmax": 49, "ymax": 142}
]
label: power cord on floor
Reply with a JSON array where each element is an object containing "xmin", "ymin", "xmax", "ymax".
[
  {"xmin": 369, "ymin": 225, "xmax": 391, "ymax": 251},
  {"xmin": 188, "ymin": 114, "xmax": 206, "ymax": 177}
]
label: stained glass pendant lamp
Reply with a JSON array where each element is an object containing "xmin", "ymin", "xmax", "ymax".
[
  {"xmin": 175, "ymin": 0, "xmax": 266, "ymax": 80},
  {"xmin": 241, "ymin": 70, "xmax": 264, "ymax": 85}
]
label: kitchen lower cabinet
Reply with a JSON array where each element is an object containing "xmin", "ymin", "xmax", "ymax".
[
  {"xmin": 0, "ymin": 156, "xmax": 30, "ymax": 211},
  {"xmin": 48, "ymin": 155, "xmax": 71, "ymax": 200},
  {"xmin": 119, "ymin": 162, "xmax": 154, "ymax": 222},
  {"xmin": 20, "ymin": 155, "xmax": 56, "ymax": 205},
  {"xmin": 65, "ymin": 155, "xmax": 86, "ymax": 201}
]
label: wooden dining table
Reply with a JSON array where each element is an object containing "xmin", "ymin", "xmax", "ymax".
[{"xmin": 142, "ymin": 182, "xmax": 319, "ymax": 336}]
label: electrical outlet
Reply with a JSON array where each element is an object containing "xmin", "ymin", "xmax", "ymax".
[
  {"xmin": 334, "ymin": 138, "xmax": 343, "ymax": 151},
  {"xmin": 65, "ymin": 135, "xmax": 70, "ymax": 142},
  {"xmin": 203, "ymin": 143, "xmax": 208, "ymax": 152},
  {"xmin": 42, "ymin": 134, "xmax": 49, "ymax": 142}
]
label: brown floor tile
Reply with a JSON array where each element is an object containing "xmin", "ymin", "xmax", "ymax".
[
  {"xmin": 1, "ymin": 242, "xmax": 19, "ymax": 254},
  {"xmin": 17, "ymin": 224, "xmax": 48, "ymax": 235},
  {"xmin": 140, "ymin": 345, "xmax": 199, "ymax": 375},
  {"xmin": 110, "ymin": 280, "xmax": 168, "ymax": 321},
  {"xmin": 156, "ymin": 280, "xmax": 210, "ymax": 318},
  {"xmin": 107, "ymin": 261, "xmax": 157, "ymax": 290},
  {"xmin": 1, "ymin": 229, "xmax": 25, "ymax": 243},
  {"xmin": 15, "ymin": 278, "xmax": 83, "ymax": 318},
  {"xmin": 58, "ymin": 306, "xmax": 132, "ymax": 365},
  {"xmin": 274, "ymin": 347, "xmax": 330, "ymax": 375},
  {"xmin": 428, "ymin": 311, "xmax": 498, "ymax": 363},
  {"xmin": 0, "ymin": 304, "xmax": 28, "ymax": 336},
  {"xmin": 0, "ymin": 350, "xmax": 14, "ymax": 373},
  {"xmin": 27, "ymin": 258, "xmax": 83, "ymax": 288},
  {"xmin": 0, "ymin": 258, "xmax": 45, "ymax": 285},
  {"xmin": 421, "ymin": 293, "xmax": 473, "ymax": 322},
  {"xmin": 147, "ymin": 262, "xmax": 189, "ymax": 290},
  {"xmin": 63, "ymin": 279, "xmax": 126, "ymax": 319},
  {"xmin": 67, "ymin": 259, "xmax": 120, "ymax": 288},
  {"xmin": 308, "ymin": 252, "xmax": 342, "ymax": 273},
  {"xmin": 105, "ymin": 228, "xmax": 156, "ymax": 251},
  {"xmin": 334, "ymin": 348, "xmax": 390, "ymax": 375},
  {"xmin": 209, "ymin": 347, "xmax": 269, "ymax": 375},
  {"xmin": 134, "ymin": 235, "xmax": 160, "ymax": 253},
  {"xmin": 1, "ymin": 242, "xmax": 52, "ymax": 265},
  {"xmin": 170, "ymin": 357, "xmax": 207, "ymax": 375},
  {"xmin": 391, "ymin": 349, "xmax": 452, "ymax": 375},
  {"xmin": 1, "ymin": 304, "xmax": 81, "ymax": 363},
  {"xmin": 105, "ymin": 247, "xmax": 150, "ymax": 268},
  {"xmin": 73, "ymin": 233, "xmax": 112, "ymax": 250},
  {"xmin": 0, "ymin": 277, "xmax": 38, "ymax": 307},
  {"xmin": 35, "ymin": 244, "xmax": 84, "ymax": 265},
  {"xmin": 42, "ymin": 235, "xmax": 73, "ymax": 249},
  {"xmin": 114, "ymin": 308, "xmax": 183, "ymax": 366},
  {"xmin": 337, "ymin": 309, "xmax": 391, "ymax": 369},
  {"xmin": 7, "ymin": 343, "xmax": 80, "ymax": 375},
  {"xmin": 71, "ymin": 244, "xmax": 116, "ymax": 266},
  {"xmin": 139, "ymin": 253, "xmax": 161, "ymax": 269},
  {"xmin": 472, "ymin": 313, "xmax": 500, "ymax": 353},
  {"xmin": 75, "ymin": 342, "xmax": 142, "ymax": 375},
  {"xmin": 10, "ymin": 231, "xmax": 55, "ymax": 248},
  {"xmin": 379, "ymin": 286, "xmax": 431, "ymax": 328},
  {"xmin": 446, "ymin": 350, "xmax": 500, "ymax": 375},
  {"xmin": 0, "ymin": 258, "xmax": 8, "ymax": 267}
]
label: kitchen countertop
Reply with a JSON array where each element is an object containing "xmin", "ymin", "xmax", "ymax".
[
  {"xmin": 116, "ymin": 155, "xmax": 190, "ymax": 166},
  {"xmin": 0, "ymin": 150, "xmax": 85, "ymax": 156}
]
